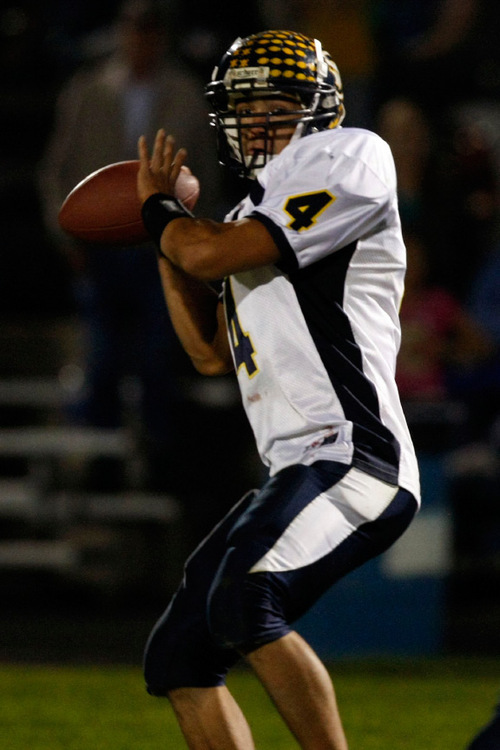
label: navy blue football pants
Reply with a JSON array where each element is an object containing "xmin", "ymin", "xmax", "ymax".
[{"xmin": 144, "ymin": 460, "xmax": 418, "ymax": 695}]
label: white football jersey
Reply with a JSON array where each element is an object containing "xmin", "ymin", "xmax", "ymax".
[{"xmin": 223, "ymin": 127, "xmax": 420, "ymax": 502}]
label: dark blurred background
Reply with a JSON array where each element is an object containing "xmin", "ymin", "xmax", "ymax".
[{"xmin": 0, "ymin": 0, "xmax": 499, "ymax": 663}]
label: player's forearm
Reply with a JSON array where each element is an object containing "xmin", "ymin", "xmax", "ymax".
[
  {"xmin": 159, "ymin": 217, "xmax": 235, "ymax": 281},
  {"xmin": 157, "ymin": 256, "xmax": 233, "ymax": 376},
  {"xmin": 160, "ymin": 216, "xmax": 281, "ymax": 281}
]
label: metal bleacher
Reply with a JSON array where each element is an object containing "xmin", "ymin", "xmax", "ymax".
[{"xmin": 0, "ymin": 323, "xmax": 182, "ymax": 595}]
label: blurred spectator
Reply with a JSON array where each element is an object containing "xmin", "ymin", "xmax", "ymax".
[
  {"xmin": 376, "ymin": 96, "xmax": 499, "ymax": 301},
  {"xmin": 397, "ymin": 232, "xmax": 492, "ymax": 403},
  {"xmin": 396, "ymin": 232, "xmax": 493, "ymax": 450},
  {"xmin": 42, "ymin": 1, "xmax": 124, "ymax": 75},
  {"xmin": 447, "ymin": 242, "xmax": 500, "ymax": 653},
  {"xmin": 376, "ymin": 96, "xmax": 435, "ymax": 229},
  {"xmin": 0, "ymin": 4, "xmax": 71, "ymax": 316},
  {"xmin": 445, "ymin": 120, "xmax": 500, "ymax": 298},
  {"xmin": 174, "ymin": 0, "xmax": 264, "ymax": 81},
  {"xmin": 462, "ymin": 241, "xmax": 500, "ymax": 441},
  {"xmin": 469, "ymin": 243, "xmax": 500, "ymax": 352},
  {"xmin": 372, "ymin": 0, "xmax": 485, "ymax": 120},
  {"xmin": 259, "ymin": 0, "xmax": 378, "ymax": 128},
  {"xmin": 38, "ymin": 0, "xmax": 223, "ymax": 493},
  {"xmin": 376, "ymin": 97, "xmax": 454, "ymax": 289}
]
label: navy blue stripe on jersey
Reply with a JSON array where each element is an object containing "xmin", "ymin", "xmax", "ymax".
[
  {"xmin": 228, "ymin": 181, "xmax": 265, "ymax": 222},
  {"xmin": 248, "ymin": 211, "xmax": 299, "ymax": 271},
  {"xmin": 239, "ymin": 207, "xmax": 401, "ymax": 480},
  {"xmin": 249, "ymin": 179, "xmax": 265, "ymax": 206},
  {"xmin": 289, "ymin": 248, "xmax": 401, "ymax": 483}
]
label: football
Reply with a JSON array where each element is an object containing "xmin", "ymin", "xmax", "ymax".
[{"xmin": 58, "ymin": 161, "xmax": 200, "ymax": 245}]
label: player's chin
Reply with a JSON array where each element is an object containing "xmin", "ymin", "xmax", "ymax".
[
  {"xmin": 242, "ymin": 150, "xmax": 265, "ymax": 173},
  {"xmin": 246, "ymin": 146, "xmax": 266, "ymax": 158}
]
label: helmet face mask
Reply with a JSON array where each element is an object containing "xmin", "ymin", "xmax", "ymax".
[
  {"xmin": 206, "ymin": 30, "xmax": 345, "ymax": 179},
  {"xmin": 220, "ymin": 97, "xmax": 310, "ymax": 176}
]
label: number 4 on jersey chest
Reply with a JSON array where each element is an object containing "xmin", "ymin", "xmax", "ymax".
[{"xmin": 223, "ymin": 280, "xmax": 259, "ymax": 378}]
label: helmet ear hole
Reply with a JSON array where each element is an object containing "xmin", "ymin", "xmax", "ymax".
[
  {"xmin": 206, "ymin": 81, "xmax": 228, "ymax": 112},
  {"xmin": 205, "ymin": 30, "xmax": 345, "ymax": 178}
]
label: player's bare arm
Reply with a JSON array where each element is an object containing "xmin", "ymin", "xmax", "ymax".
[
  {"xmin": 156, "ymin": 257, "xmax": 232, "ymax": 376},
  {"xmin": 136, "ymin": 129, "xmax": 280, "ymax": 375},
  {"xmin": 137, "ymin": 129, "xmax": 280, "ymax": 280},
  {"xmin": 135, "ymin": 130, "xmax": 234, "ymax": 375}
]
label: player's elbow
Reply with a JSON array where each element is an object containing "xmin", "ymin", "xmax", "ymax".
[
  {"xmin": 191, "ymin": 355, "xmax": 233, "ymax": 377},
  {"xmin": 176, "ymin": 246, "xmax": 223, "ymax": 282},
  {"xmin": 163, "ymin": 222, "xmax": 224, "ymax": 281},
  {"xmin": 177, "ymin": 253, "xmax": 215, "ymax": 281}
]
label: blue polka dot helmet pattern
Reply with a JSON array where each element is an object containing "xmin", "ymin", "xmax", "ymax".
[{"xmin": 206, "ymin": 30, "xmax": 345, "ymax": 178}]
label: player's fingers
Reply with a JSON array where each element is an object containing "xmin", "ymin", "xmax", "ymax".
[
  {"xmin": 137, "ymin": 135, "xmax": 149, "ymax": 165},
  {"xmin": 170, "ymin": 147, "xmax": 188, "ymax": 185},
  {"xmin": 151, "ymin": 129, "xmax": 167, "ymax": 172},
  {"xmin": 161, "ymin": 134, "xmax": 176, "ymax": 171}
]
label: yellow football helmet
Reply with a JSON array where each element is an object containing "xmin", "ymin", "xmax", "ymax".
[{"xmin": 205, "ymin": 30, "xmax": 345, "ymax": 178}]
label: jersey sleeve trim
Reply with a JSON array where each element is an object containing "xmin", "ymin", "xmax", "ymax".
[
  {"xmin": 248, "ymin": 210, "xmax": 299, "ymax": 273},
  {"xmin": 249, "ymin": 179, "xmax": 265, "ymax": 206}
]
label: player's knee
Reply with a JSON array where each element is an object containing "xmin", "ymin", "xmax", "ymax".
[
  {"xmin": 143, "ymin": 594, "xmax": 212, "ymax": 695},
  {"xmin": 144, "ymin": 620, "xmax": 219, "ymax": 695},
  {"xmin": 208, "ymin": 557, "xmax": 289, "ymax": 654},
  {"xmin": 143, "ymin": 608, "xmax": 182, "ymax": 696}
]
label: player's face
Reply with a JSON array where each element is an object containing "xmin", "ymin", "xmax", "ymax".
[{"xmin": 235, "ymin": 98, "xmax": 301, "ymax": 159}]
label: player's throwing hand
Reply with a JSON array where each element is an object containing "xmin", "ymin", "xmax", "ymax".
[{"xmin": 137, "ymin": 129, "xmax": 187, "ymax": 204}]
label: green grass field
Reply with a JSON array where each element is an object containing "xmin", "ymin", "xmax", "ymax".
[{"xmin": 1, "ymin": 658, "xmax": 498, "ymax": 749}]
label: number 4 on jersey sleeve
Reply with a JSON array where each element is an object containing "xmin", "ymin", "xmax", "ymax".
[{"xmin": 284, "ymin": 190, "xmax": 336, "ymax": 231}]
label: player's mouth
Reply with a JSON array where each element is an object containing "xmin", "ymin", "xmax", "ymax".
[
  {"xmin": 245, "ymin": 147, "xmax": 266, "ymax": 171},
  {"xmin": 248, "ymin": 144, "xmax": 267, "ymax": 157},
  {"xmin": 246, "ymin": 138, "xmax": 274, "ymax": 157}
]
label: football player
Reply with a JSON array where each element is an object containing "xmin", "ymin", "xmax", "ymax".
[{"xmin": 136, "ymin": 30, "xmax": 420, "ymax": 750}]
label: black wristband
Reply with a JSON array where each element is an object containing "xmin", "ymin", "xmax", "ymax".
[{"xmin": 141, "ymin": 192, "xmax": 193, "ymax": 253}]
